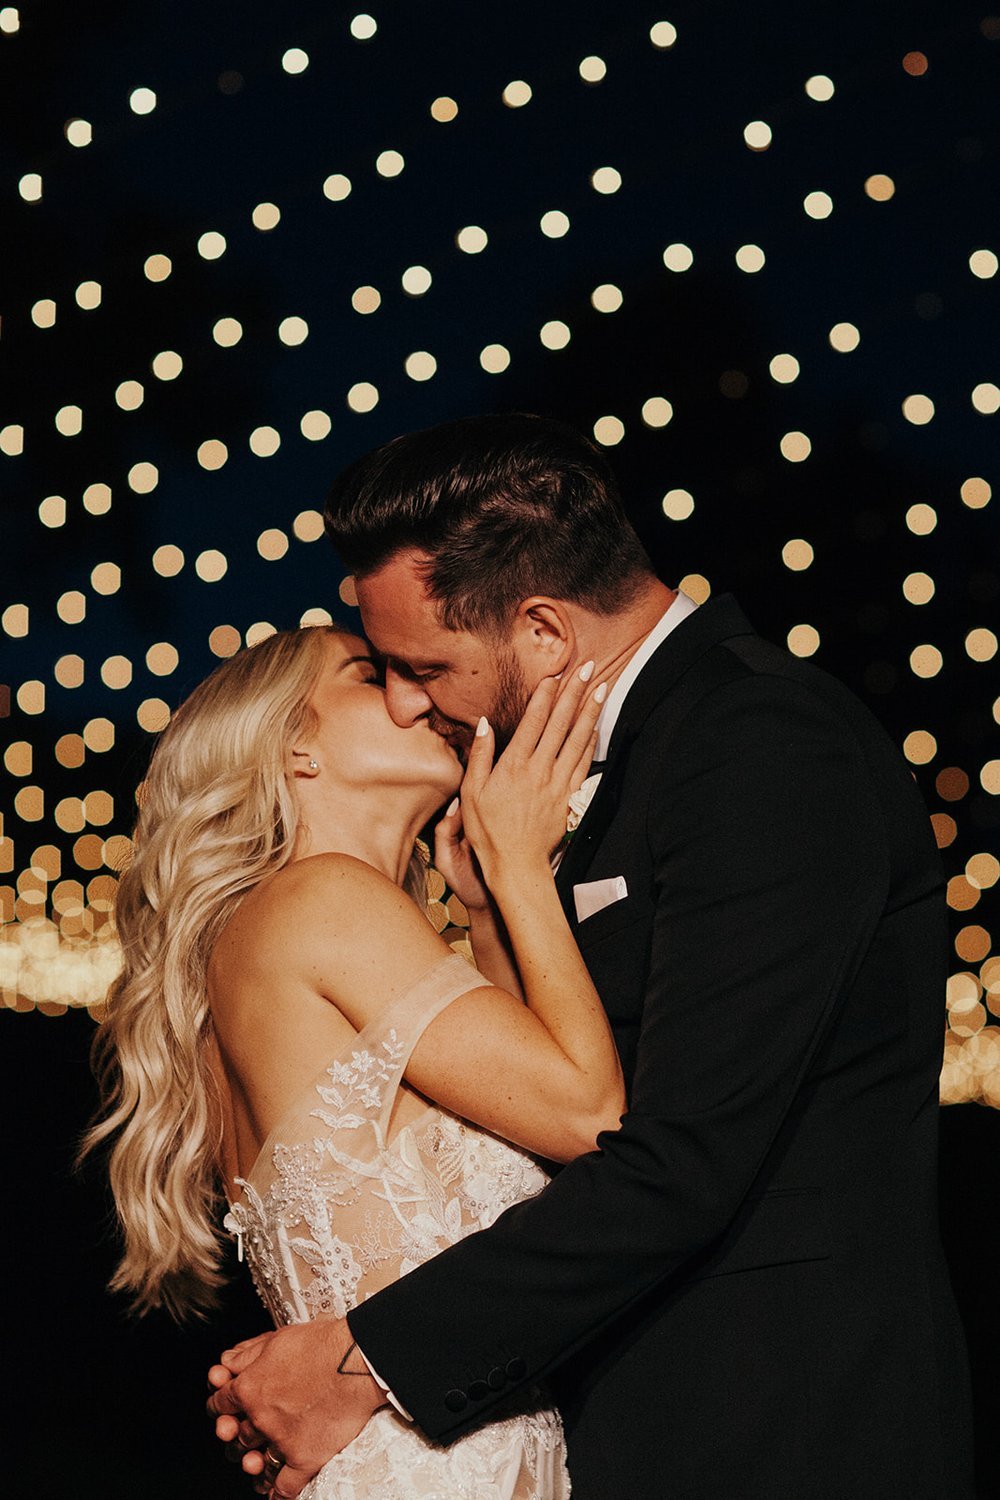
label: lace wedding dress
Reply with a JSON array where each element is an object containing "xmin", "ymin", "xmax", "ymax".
[{"xmin": 223, "ymin": 953, "xmax": 571, "ymax": 1499}]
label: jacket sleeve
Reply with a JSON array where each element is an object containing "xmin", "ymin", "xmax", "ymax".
[{"xmin": 348, "ymin": 672, "xmax": 890, "ymax": 1440}]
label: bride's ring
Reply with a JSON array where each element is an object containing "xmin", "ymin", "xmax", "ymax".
[{"xmin": 264, "ymin": 1447, "xmax": 284, "ymax": 1470}]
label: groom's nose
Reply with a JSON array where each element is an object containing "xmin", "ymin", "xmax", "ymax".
[{"xmin": 384, "ymin": 664, "xmax": 435, "ymax": 726}]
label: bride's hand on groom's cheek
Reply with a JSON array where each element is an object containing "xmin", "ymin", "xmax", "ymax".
[{"xmin": 460, "ymin": 665, "xmax": 605, "ymax": 886}]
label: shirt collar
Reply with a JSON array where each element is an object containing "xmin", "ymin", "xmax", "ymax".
[{"xmin": 592, "ymin": 590, "xmax": 698, "ymax": 762}]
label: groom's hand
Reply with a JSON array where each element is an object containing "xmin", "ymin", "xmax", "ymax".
[{"xmin": 206, "ymin": 1315, "xmax": 384, "ymax": 1498}]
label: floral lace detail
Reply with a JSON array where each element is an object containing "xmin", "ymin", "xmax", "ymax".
[{"xmin": 223, "ymin": 955, "xmax": 570, "ymax": 1499}]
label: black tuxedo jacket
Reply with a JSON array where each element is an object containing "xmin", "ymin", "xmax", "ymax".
[{"xmin": 350, "ymin": 595, "xmax": 974, "ymax": 1498}]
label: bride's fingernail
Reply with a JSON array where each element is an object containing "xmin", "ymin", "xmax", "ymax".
[
  {"xmin": 578, "ymin": 660, "xmax": 595, "ymax": 682},
  {"xmin": 476, "ymin": 716, "xmax": 490, "ymax": 737},
  {"xmin": 446, "ymin": 797, "xmax": 460, "ymax": 817},
  {"xmin": 593, "ymin": 682, "xmax": 608, "ymax": 703}
]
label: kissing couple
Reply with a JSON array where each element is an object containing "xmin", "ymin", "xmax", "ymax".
[{"xmin": 87, "ymin": 413, "xmax": 973, "ymax": 1498}]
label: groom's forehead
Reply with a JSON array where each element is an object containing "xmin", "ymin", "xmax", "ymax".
[{"xmin": 355, "ymin": 552, "xmax": 460, "ymax": 657}]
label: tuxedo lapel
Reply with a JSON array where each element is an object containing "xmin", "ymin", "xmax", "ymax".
[{"xmin": 555, "ymin": 594, "xmax": 755, "ymax": 917}]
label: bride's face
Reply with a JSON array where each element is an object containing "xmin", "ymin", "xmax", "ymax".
[{"xmin": 304, "ymin": 632, "xmax": 462, "ymax": 801}]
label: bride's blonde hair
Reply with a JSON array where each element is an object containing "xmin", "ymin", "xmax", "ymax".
[{"xmin": 80, "ymin": 625, "xmax": 427, "ymax": 1320}]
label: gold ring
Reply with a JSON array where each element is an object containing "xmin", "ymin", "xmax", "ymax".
[{"xmin": 264, "ymin": 1447, "xmax": 284, "ymax": 1469}]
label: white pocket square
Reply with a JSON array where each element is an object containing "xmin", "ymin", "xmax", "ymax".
[{"xmin": 573, "ymin": 876, "xmax": 628, "ymax": 923}]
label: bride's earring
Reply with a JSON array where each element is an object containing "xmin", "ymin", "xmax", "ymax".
[{"xmin": 308, "ymin": 759, "xmax": 319, "ymax": 771}]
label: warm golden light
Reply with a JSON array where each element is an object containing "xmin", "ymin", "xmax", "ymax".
[
  {"xmin": 902, "ymin": 393, "xmax": 934, "ymax": 425},
  {"xmin": 249, "ymin": 426, "xmax": 280, "ymax": 457},
  {"xmin": 279, "ymin": 316, "xmax": 309, "ymax": 345},
  {"xmin": 804, "ymin": 74, "xmax": 835, "ymax": 101},
  {"xmin": 197, "ymin": 231, "xmax": 226, "ymax": 260},
  {"xmin": 971, "ymin": 382, "xmax": 1000, "ymax": 414},
  {"xmin": 401, "ymin": 265, "xmax": 431, "ymax": 296},
  {"xmin": 904, "ymin": 730, "xmax": 937, "ymax": 765},
  {"xmin": 828, "ymin": 321, "xmax": 860, "ymax": 352},
  {"xmin": 128, "ymin": 462, "xmax": 159, "ymax": 493},
  {"xmin": 195, "ymin": 549, "xmax": 228, "ymax": 582},
  {"xmin": 743, "ymin": 120, "xmax": 772, "ymax": 151},
  {"xmin": 540, "ymin": 320, "xmax": 571, "ymax": 350},
  {"xmin": 579, "ymin": 56, "xmax": 607, "ymax": 83},
  {"xmin": 39, "ymin": 496, "xmax": 66, "ymax": 529},
  {"xmin": 969, "ymin": 249, "xmax": 998, "ymax": 280},
  {"xmin": 300, "ymin": 411, "xmax": 332, "ymax": 442},
  {"xmin": 591, "ymin": 283, "xmax": 623, "ymax": 313},
  {"xmin": 587, "ymin": 414, "xmax": 621, "ymax": 446},
  {"xmin": 352, "ymin": 285, "xmax": 382, "ymax": 314},
  {"xmin": 323, "ymin": 174, "xmax": 352, "ymax": 201},
  {"xmin": 782, "ymin": 539, "xmax": 814, "ymax": 571},
  {"xmin": 960, "ymin": 476, "xmax": 991, "ymax": 509},
  {"xmin": 257, "ymin": 529, "xmax": 289, "ymax": 561},
  {"xmin": 347, "ymin": 382, "xmax": 379, "ymax": 412},
  {"xmin": 591, "ymin": 167, "xmax": 622, "ymax": 194},
  {"xmin": 649, "ymin": 21, "xmax": 677, "ymax": 48},
  {"xmin": 502, "ymin": 80, "xmax": 532, "ymax": 108},
  {"xmin": 910, "ymin": 644, "xmax": 943, "ymax": 678},
  {"xmin": 965, "ymin": 628, "xmax": 998, "ymax": 663},
  {"xmin": 430, "ymin": 96, "xmax": 458, "ymax": 122},
  {"xmin": 115, "ymin": 380, "xmax": 144, "ymax": 411},
  {"xmin": 197, "ymin": 440, "xmax": 228, "ymax": 470},
  {"xmin": 735, "ymin": 243, "xmax": 765, "ymax": 272},
  {"xmin": 780, "ymin": 430, "xmax": 812, "ymax": 462},
  {"xmin": 642, "ymin": 397, "xmax": 673, "ymax": 428},
  {"xmin": 144, "ymin": 253, "xmax": 172, "ymax": 282},
  {"xmin": 456, "ymin": 225, "xmax": 488, "ymax": 254},
  {"xmin": 803, "ymin": 191, "xmax": 833, "ymax": 219},
  {"xmin": 83, "ymin": 483, "xmax": 111, "ymax": 515},
  {"xmin": 902, "ymin": 571, "xmax": 935, "ymax": 605},
  {"xmin": 662, "ymin": 243, "xmax": 693, "ymax": 272},
  {"xmin": 787, "ymin": 624, "xmax": 820, "ymax": 657},
  {"xmin": 75, "ymin": 280, "xmax": 102, "ymax": 310},
  {"xmin": 661, "ymin": 488, "xmax": 694, "ymax": 520},
  {"xmin": 211, "ymin": 317, "xmax": 242, "ymax": 349},
  {"xmin": 152, "ymin": 350, "xmax": 183, "ymax": 380},
  {"xmin": 152, "ymin": 544, "xmax": 184, "ymax": 577},
  {"xmin": 906, "ymin": 503, "xmax": 937, "ymax": 535},
  {"xmin": 540, "ymin": 210, "xmax": 570, "ymax": 238},
  {"xmin": 282, "ymin": 48, "xmax": 309, "ymax": 74},
  {"xmin": 376, "ymin": 149, "xmax": 404, "ymax": 177},
  {"xmin": 405, "ymin": 351, "xmax": 438, "ymax": 381},
  {"xmin": 252, "ymin": 201, "xmax": 281, "ymax": 230},
  {"xmin": 769, "ymin": 353, "xmax": 800, "ymax": 384},
  {"xmin": 479, "ymin": 344, "xmax": 511, "ymax": 374},
  {"xmin": 865, "ymin": 174, "xmax": 895, "ymax": 202}
]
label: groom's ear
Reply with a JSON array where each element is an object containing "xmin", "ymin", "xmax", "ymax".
[{"xmin": 512, "ymin": 598, "xmax": 574, "ymax": 674}]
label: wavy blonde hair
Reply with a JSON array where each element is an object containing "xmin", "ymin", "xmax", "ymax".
[{"xmin": 80, "ymin": 625, "xmax": 428, "ymax": 1320}]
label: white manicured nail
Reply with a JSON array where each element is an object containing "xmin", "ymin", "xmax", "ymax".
[
  {"xmin": 593, "ymin": 682, "xmax": 608, "ymax": 703},
  {"xmin": 578, "ymin": 660, "xmax": 595, "ymax": 682},
  {"xmin": 476, "ymin": 716, "xmax": 490, "ymax": 737},
  {"xmin": 446, "ymin": 797, "xmax": 460, "ymax": 817}
]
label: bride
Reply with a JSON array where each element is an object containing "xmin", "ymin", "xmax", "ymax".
[{"xmin": 82, "ymin": 622, "xmax": 622, "ymax": 1499}]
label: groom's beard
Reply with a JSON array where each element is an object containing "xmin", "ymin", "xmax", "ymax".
[{"xmin": 487, "ymin": 646, "xmax": 532, "ymax": 750}]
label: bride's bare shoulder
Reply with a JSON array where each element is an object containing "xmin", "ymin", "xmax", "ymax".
[{"xmin": 218, "ymin": 852, "xmax": 430, "ymax": 965}]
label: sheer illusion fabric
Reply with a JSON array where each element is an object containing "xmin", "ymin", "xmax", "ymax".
[{"xmin": 224, "ymin": 954, "xmax": 570, "ymax": 1499}]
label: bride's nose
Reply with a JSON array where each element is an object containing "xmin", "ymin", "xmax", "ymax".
[{"xmin": 384, "ymin": 665, "xmax": 435, "ymax": 726}]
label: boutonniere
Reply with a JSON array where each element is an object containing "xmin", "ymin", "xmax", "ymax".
[{"xmin": 561, "ymin": 772, "xmax": 603, "ymax": 846}]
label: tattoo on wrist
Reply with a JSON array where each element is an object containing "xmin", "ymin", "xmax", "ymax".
[{"xmin": 337, "ymin": 1339, "xmax": 366, "ymax": 1376}]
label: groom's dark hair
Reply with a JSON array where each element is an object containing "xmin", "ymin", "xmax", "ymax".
[{"xmin": 324, "ymin": 412, "xmax": 654, "ymax": 634}]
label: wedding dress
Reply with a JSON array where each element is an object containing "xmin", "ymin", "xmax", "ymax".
[{"xmin": 224, "ymin": 953, "xmax": 571, "ymax": 1499}]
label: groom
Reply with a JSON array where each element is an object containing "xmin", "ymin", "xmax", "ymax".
[{"xmin": 209, "ymin": 413, "xmax": 974, "ymax": 1497}]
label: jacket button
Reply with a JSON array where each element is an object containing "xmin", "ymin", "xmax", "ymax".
[
  {"xmin": 505, "ymin": 1357, "xmax": 527, "ymax": 1381},
  {"xmin": 487, "ymin": 1366, "xmax": 506, "ymax": 1391},
  {"xmin": 468, "ymin": 1380, "xmax": 489, "ymax": 1402},
  {"xmin": 444, "ymin": 1388, "xmax": 468, "ymax": 1413}
]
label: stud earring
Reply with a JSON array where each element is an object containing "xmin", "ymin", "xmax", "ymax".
[{"xmin": 308, "ymin": 759, "xmax": 319, "ymax": 771}]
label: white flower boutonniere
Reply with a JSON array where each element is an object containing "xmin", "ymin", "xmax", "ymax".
[{"xmin": 564, "ymin": 771, "xmax": 603, "ymax": 841}]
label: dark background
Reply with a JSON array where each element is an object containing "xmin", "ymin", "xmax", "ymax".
[{"xmin": 2, "ymin": 2, "xmax": 998, "ymax": 1493}]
